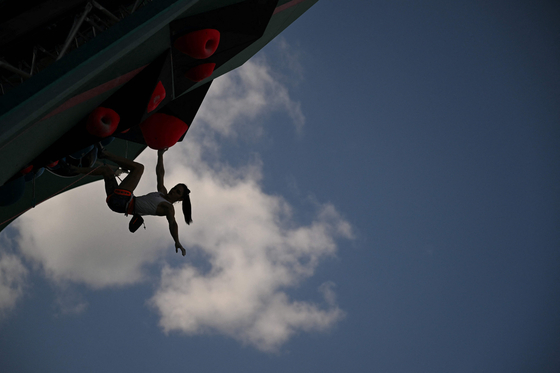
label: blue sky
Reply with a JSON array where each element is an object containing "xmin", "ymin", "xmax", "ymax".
[{"xmin": 1, "ymin": 1, "xmax": 559, "ymax": 372}]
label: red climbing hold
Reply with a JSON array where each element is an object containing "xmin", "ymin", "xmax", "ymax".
[
  {"xmin": 139, "ymin": 113, "xmax": 189, "ymax": 150},
  {"xmin": 184, "ymin": 63, "xmax": 216, "ymax": 82},
  {"xmin": 173, "ymin": 29, "xmax": 220, "ymax": 59},
  {"xmin": 147, "ymin": 81, "xmax": 166, "ymax": 113},
  {"xmin": 86, "ymin": 107, "xmax": 120, "ymax": 137},
  {"xmin": 21, "ymin": 165, "xmax": 33, "ymax": 175}
]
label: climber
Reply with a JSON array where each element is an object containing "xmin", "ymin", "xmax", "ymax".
[{"xmin": 70, "ymin": 147, "xmax": 191, "ymax": 256}]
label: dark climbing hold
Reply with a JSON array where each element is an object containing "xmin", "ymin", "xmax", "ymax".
[
  {"xmin": 0, "ymin": 176, "xmax": 25, "ymax": 206},
  {"xmin": 24, "ymin": 167, "xmax": 44, "ymax": 182},
  {"xmin": 100, "ymin": 136, "xmax": 115, "ymax": 147},
  {"xmin": 80, "ymin": 146, "xmax": 98, "ymax": 168},
  {"xmin": 70, "ymin": 145, "xmax": 94, "ymax": 159}
]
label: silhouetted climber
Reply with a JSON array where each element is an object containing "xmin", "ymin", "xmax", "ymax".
[{"xmin": 70, "ymin": 147, "xmax": 192, "ymax": 256}]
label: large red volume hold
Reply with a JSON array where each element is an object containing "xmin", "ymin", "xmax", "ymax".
[
  {"xmin": 139, "ymin": 113, "xmax": 189, "ymax": 150},
  {"xmin": 173, "ymin": 29, "xmax": 220, "ymax": 59},
  {"xmin": 147, "ymin": 81, "xmax": 166, "ymax": 113},
  {"xmin": 184, "ymin": 63, "xmax": 216, "ymax": 82},
  {"xmin": 86, "ymin": 107, "xmax": 120, "ymax": 137}
]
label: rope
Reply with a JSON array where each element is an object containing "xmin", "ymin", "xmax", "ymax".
[{"xmin": 0, "ymin": 165, "xmax": 101, "ymax": 227}]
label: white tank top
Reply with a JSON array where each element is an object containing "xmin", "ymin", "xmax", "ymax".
[{"xmin": 134, "ymin": 192, "xmax": 169, "ymax": 216}]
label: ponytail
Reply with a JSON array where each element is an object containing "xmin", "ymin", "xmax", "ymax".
[{"xmin": 178, "ymin": 183, "xmax": 192, "ymax": 224}]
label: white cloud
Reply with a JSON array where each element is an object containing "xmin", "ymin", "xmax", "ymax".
[
  {"xmin": 150, "ymin": 195, "xmax": 350, "ymax": 350},
  {"xmin": 14, "ymin": 182, "xmax": 167, "ymax": 288},
  {"xmin": 9, "ymin": 46, "xmax": 353, "ymax": 351},
  {"xmin": 270, "ymin": 36, "xmax": 305, "ymax": 85},
  {"xmin": 150, "ymin": 151, "xmax": 352, "ymax": 351},
  {"xmin": 198, "ymin": 57, "xmax": 305, "ymax": 138},
  {"xmin": 50, "ymin": 282, "xmax": 89, "ymax": 316},
  {"xmin": 0, "ymin": 248, "xmax": 28, "ymax": 316}
]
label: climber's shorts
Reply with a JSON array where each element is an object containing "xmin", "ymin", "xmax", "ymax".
[{"xmin": 106, "ymin": 188, "xmax": 135, "ymax": 215}]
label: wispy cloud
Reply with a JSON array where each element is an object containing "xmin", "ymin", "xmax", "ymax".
[
  {"xmin": 0, "ymin": 241, "xmax": 28, "ymax": 317},
  {"xmin": 6, "ymin": 43, "xmax": 352, "ymax": 350},
  {"xmin": 199, "ymin": 56, "xmax": 305, "ymax": 139}
]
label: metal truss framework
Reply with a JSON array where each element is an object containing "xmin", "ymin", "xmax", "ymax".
[{"xmin": 0, "ymin": 0, "xmax": 152, "ymax": 96}]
